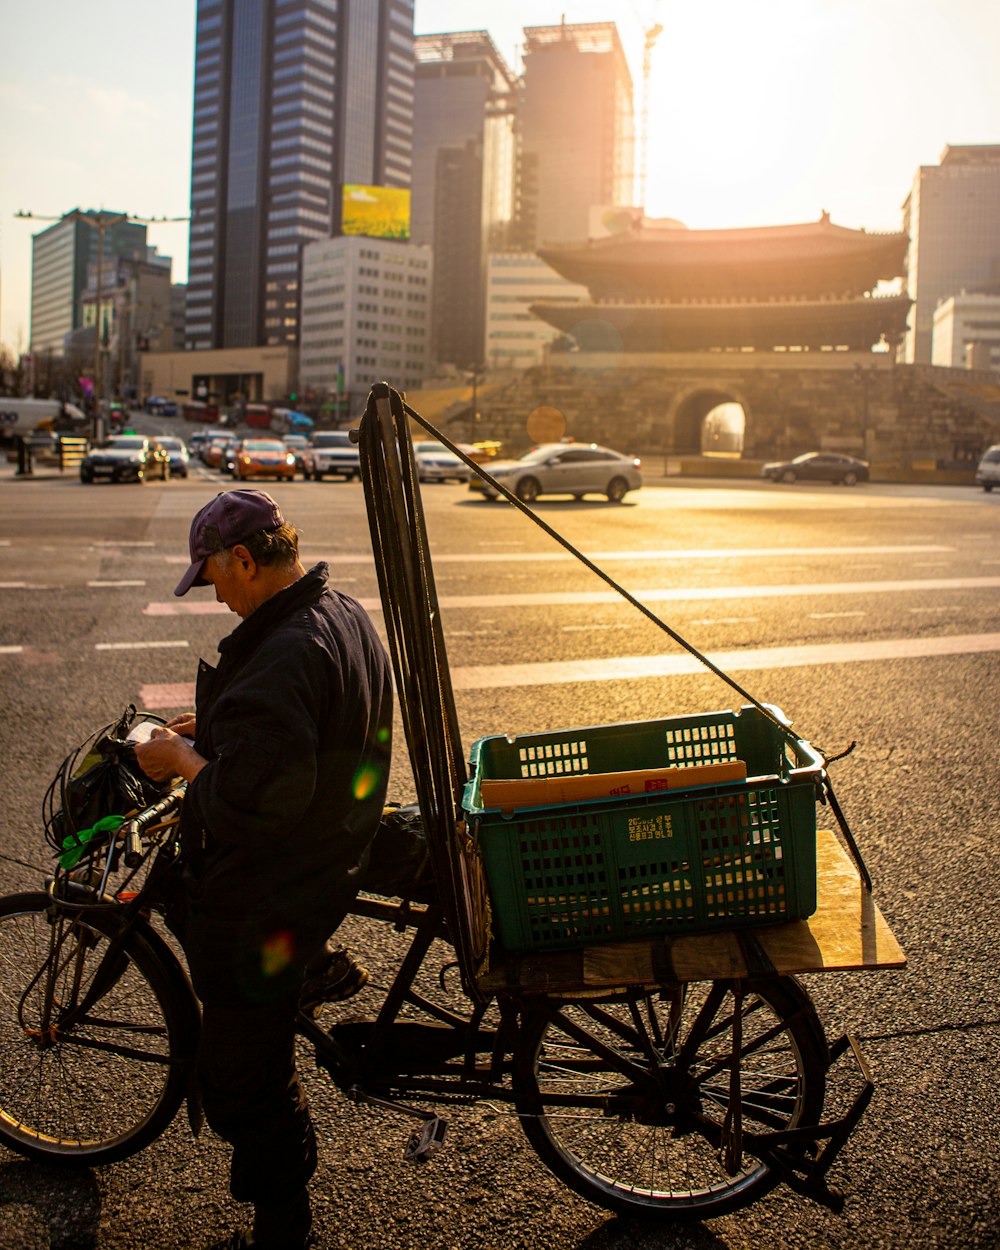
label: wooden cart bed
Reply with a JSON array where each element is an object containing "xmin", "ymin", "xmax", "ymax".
[{"xmin": 478, "ymin": 827, "xmax": 906, "ymax": 996}]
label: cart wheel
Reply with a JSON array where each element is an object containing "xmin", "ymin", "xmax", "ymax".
[{"xmin": 513, "ymin": 976, "xmax": 827, "ymax": 1220}]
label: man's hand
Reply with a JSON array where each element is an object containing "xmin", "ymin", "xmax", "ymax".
[
  {"xmin": 134, "ymin": 727, "xmax": 207, "ymax": 784},
  {"xmin": 165, "ymin": 712, "xmax": 197, "ymax": 738}
]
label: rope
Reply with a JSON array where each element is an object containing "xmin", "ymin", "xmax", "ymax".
[{"xmin": 400, "ymin": 398, "xmax": 804, "ymax": 750}]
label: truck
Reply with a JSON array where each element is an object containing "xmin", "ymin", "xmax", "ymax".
[{"xmin": 0, "ymin": 398, "xmax": 88, "ymax": 445}]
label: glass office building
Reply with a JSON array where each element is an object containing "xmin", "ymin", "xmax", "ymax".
[
  {"xmin": 412, "ymin": 31, "xmax": 516, "ymax": 368},
  {"xmin": 30, "ymin": 212, "xmax": 147, "ymax": 356},
  {"xmin": 186, "ymin": 0, "xmax": 414, "ymax": 351}
]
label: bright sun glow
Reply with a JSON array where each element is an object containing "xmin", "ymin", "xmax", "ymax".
[{"xmin": 641, "ymin": 0, "xmax": 926, "ymax": 233}]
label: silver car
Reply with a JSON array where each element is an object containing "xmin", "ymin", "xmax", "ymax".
[
  {"xmin": 414, "ymin": 441, "xmax": 469, "ymax": 484},
  {"xmin": 469, "ymin": 442, "xmax": 642, "ymax": 503},
  {"xmin": 975, "ymin": 444, "xmax": 1000, "ymax": 492}
]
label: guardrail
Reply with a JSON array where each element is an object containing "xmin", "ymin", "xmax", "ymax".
[{"xmin": 58, "ymin": 437, "xmax": 89, "ymax": 472}]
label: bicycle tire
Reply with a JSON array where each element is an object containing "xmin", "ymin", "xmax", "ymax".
[
  {"xmin": 0, "ymin": 891, "xmax": 197, "ymax": 1165},
  {"xmin": 513, "ymin": 976, "xmax": 827, "ymax": 1221}
]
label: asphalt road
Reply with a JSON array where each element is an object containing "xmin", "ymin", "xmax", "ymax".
[{"xmin": 0, "ymin": 450, "xmax": 997, "ymax": 1250}]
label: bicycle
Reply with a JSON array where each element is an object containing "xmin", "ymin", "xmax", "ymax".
[{"xmin": 0, "ymin": 770, "xmax": 879, "ymax": 1221}]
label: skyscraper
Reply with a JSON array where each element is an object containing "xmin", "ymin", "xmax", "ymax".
[
  {"xmin": 412, "ymin": 32, "xmax": 516, "ymax": 368},
  {"xmin": 185, "ymin": 0, "xmax": 414, "ymax": 352},
  {"xmin": 30, "ymin": 211, "xmax": 147, "ymax": 355},
  {"xmin": 516, "ymin": 22, "xmax": 634, "ymax": 251},
  {"xmin": 902, "ymin": 144, "xmax": 1000, "ymax": 364}
]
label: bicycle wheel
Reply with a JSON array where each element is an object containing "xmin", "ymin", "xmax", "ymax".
[
  {"xmin": 0, "ymin": 892, "xmax": 196, "ymax": 1164},
  {"xmin": 513, "ymin": 976, "xmax": 827, "ymax": 1220}
]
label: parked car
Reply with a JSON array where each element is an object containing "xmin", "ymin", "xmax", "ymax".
[
  {"xmin": 413, "ymin": 441, "xmax": 470, "ymax": 484},
  {"xmin": 79, "ymin": 435, "xmax": 169, "ymax": 484},
  {"xmin": 975, "ymin": 444, "xmax": 1000, "ymax": 492},
  {"xmin": 156, "ymin": 436, "xmax": 190, "ymax": 479},
  {"xmin": 761, "ymin": 451, "xmax": 869, "ymax": 485},
  {"xmin": 303, "ymin": 430, "xmax": 361, "ymax": 481},
  {"xmin": 468, "ymin": 442, "xmax": 642, "ymax": 503},
  {"xmin": 231, "ymin": 438, "xmax": 297, "ymax": 481},
  {"xmin": 145, "ymin": 396, "xmax": 178, "ymax": 416}
]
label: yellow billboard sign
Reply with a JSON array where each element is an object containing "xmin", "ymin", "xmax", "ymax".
[{"xmin": 342, "ymin": 184, "xmax": 411, "ymax": 240}]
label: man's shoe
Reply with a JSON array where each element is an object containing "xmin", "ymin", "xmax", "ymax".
[
  {"xmin": 208, "ymin": 1229, "xmax": 315, "ymax": 1249},
  {"xmin": 299, "ymin": 946, "xmax": 369, "ymax": 1016},
  {"xmin": 207, "ymin": 1230, "xmax": 255, "ymax": 1250}
]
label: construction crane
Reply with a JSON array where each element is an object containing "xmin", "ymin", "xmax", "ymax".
[
  {"xmin": 15, "ymin": 209, "xmax": 187, "ymax": 413},
  {"xmin": 638, "ymin": 17, "xmax": 664, "ymax": 213}
]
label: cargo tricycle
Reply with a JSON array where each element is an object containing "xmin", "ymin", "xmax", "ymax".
[{"xmin": 0, "ymin": 384, "xmax": 904, "ymax": 1223}]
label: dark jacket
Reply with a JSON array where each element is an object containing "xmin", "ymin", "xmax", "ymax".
[{"xmin": 179, "ymin": 562, "xmax": 392, "ymax": 954}]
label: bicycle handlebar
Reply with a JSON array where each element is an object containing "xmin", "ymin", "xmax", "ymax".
[{"xmin": 120, "ymin": 785, "xmax": 186, "ymax": 867}]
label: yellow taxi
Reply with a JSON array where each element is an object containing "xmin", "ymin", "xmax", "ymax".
[{"xmin": 232, "ymin": 438, "xmax": 297, "ymax": 481}]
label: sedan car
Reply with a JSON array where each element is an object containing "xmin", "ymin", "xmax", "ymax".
[
  {"xmin": 156, "ymin": 436, "xmax": 190, "ymax": 479},
  {"xmin": 202, "ymin": 435, "xmax": 238, "ymax": 469},
  {"xmin": 761, "ymin": 451, "xmax": 869, "ymax": 485},
  {"xmin": 468, "ymin": 442, "xmax": 642, "ymax": 503},
  {"xmin": 79, "ymin": 436, "xmax": 169, "ymax": 484},
  {"xmin": 413, "ymin": 441, "xmax": 469, "ymax": 484},
  {"xmin": 231, "ymin": 438, "xmax": 297, "ymax": 481}
]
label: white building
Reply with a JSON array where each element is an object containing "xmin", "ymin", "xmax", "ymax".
[
  {"xmin": 902, "ymin": 145, "xmax": 1000, "ymax": 364},
  {"xmin": 299, "ymin": 236, "xmax": 432, "ymax": 411},
  {"xmin": 485, "ymin": 252, "xmax": 590, "ymax": 370},
  {"xmin": 932, "ymin": 292, "xmax": 1000, "ymax": 371}
]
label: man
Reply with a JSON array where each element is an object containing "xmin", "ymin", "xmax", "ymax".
[{"xmin": 136, "ymin": 488, "xmax": 392, "ymax": 1250}]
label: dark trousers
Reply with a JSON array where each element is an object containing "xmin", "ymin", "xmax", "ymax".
[
  {"xmin": 197, "ymin": 991, "xmax": 317, "ymax": 1204},
  {"xmin": 163, "ymin": 870, "xmax": 348, "ymax": 1208}
]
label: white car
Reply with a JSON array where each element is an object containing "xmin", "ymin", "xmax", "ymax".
[
  {"xmin": 975, "ymin": 444, "xmax": 1000, "ymax": 492},
  {"xmin": 304, "ymin": 431, "xmax": 361, "ymax": 481},
  {"xmin": 469, "ymin": 442, "xmax": 642, "ymax": 503},
  {"xmin": 413, "ymin": 441, "xmax": 469, "ymax": 484}
]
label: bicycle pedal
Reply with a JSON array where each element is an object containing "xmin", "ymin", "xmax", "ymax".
[{"xmin": 403, "ymin": 1116, "xmax": 447, "ymax": 1162}]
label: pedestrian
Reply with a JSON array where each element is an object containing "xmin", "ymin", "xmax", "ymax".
[{"xmin": 135, "ymin": 488, "xmax": 392, "ymax": 1250}]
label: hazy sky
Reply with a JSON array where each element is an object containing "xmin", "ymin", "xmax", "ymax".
[{"xmin": 3, "ymin": 0, "xmax": 998, "ymax": 352}]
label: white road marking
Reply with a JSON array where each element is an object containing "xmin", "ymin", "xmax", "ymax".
[
  {"xmin": 808, "ymin": 611, "xmax": 866, "ymax": 619},
  {"xmin": 691, "ymin": 617, "xmax": 758, "ymax": 626},
  {"xmin": 450, "ymin": 633, "xmax": 1000, "ymax": 690},
  {"xmin": 0, "ymin": 582, "xmax": 28, "ymax": 589},
  {"xmin": 88, "ymin": 580, "xmax": 147, "ymax": 588},
  {"xmin": 95, "ymin": 641, "xmax": 189, "ymax": 651},
  {"xmin": 143, "ymin": 575, "xmax": 1000, "ymax": 616},
  {"xmin": 301, "ymin": 543, "xmax": 952, "ymax": 567},
  {"xmin": 0, "ymin": 646, "xmax": 24, "ymax": 655},
  {"xmin": 137, "ymin": 631, "xmax": 1000, "ymax": 705}
]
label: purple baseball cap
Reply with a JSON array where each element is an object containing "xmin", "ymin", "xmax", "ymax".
[{"xmin": 174, "ymin": 489, "xmax": 284, "ymax": 596}]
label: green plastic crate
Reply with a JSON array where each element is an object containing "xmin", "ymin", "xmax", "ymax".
[{"xmin": 462, "ymin": 704, "xmax": 823, "ymax": 955}]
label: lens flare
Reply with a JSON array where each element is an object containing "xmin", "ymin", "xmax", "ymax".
[
  {"xmin": 260, "ymin": 930, "xmax": 294, "ymax": 978},
  {"xmin": 353, "ymin": 763, "xmax": 382, "ymax": 800}
]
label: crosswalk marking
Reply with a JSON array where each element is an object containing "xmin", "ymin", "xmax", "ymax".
[
  {"xmin": 142, "ymin": 575, "xmax": 1000, "ymax": 616},
  {"xmin": 136, "ymin": 632, "xmax": 1000, "ymax": 706}
]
